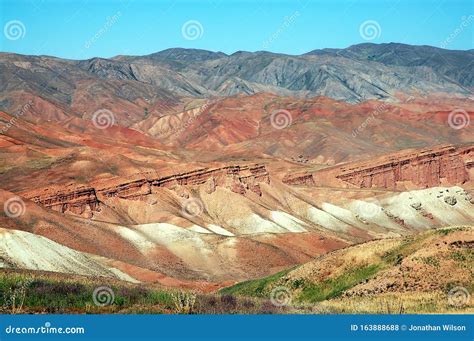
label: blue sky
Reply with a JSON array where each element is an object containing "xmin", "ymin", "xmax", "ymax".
[{"xmin": 0, "ymin": 0, "xmax": 473, "ymax": 59}]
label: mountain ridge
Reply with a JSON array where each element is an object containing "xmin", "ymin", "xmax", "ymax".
[
  {"xmin": 3, "ymin": 42, "xmax": 473, "ymax": 60},
  {"xmin": 1, "ymin": 43, "xmax": 472, "ymax": 115}
]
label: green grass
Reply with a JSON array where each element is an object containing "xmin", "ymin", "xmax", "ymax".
[
  {"xmin": 220, "ymin": 226, "xmax": 474, "ymax": 311},
  {"xmin": 382, "ymin": 237, "xmax": 419, "ymax": 265},
  {"xmin": 219, "ymin": 269, "xmax": 292, "ymax": 297},
  {"xmin": 436, "ymin": 226, "xmax": 469, "ymax": 236},
  {"xmin": 220, "ymin": 263, "xmax": 384, "ymax": 304},
  {"xmin": 419, "ymin": 256, "xmax": 440, "ymax": 268},
  {"xmin": 0, "ymin": 271, "xmax": 288, "ymax": 314},
  {"xmin": 0, "ymin": 272, "xmax": 175, "ymax": 314},
  {"xmin": 221, "ymin": 236, "xmax": 410, "ymax": 303},
  {"xmin": 298, "ymin": 264, "xmax": 382, "ymax": 303},
  {"xmin": 450, "ymin": 249, "xmax": 474, "ymax": 264},
  {"xmin": 220, "ymin": 227, "xmax": 470, "ymax": 304}
]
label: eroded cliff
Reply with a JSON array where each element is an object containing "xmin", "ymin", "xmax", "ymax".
[
  {"xmin": 284, "ymin": 145, "xmax": 473, "ymax": 189},
  {"xmin": 24, "ymin": 164, "xmax": 270, "ymax": 217}
]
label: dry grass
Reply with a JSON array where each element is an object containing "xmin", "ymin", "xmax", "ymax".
[
  {"xmin": 221, "ymin": 226, "xmax": 473, "ymax": 314},
  {"xmin": 171, "ymin": 291, "xmax": 197, "ymax": 314},
  {"xmin": 0, "ymin": 270, "xmax": 288, "ymax": 314},
  {"xmin": 286, "ymin": 238, "xmax": 400, "ymax": 282},
  {"xmin": 318, "ymin": 292, "xmax": 473, "ymax": 314}
]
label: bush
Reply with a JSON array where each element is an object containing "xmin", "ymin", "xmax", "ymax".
[{"xmin": 220, "ymin": 294, "xmax": 237, "ymax": 310}]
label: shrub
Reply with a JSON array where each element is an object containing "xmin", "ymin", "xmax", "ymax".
[
  {"xmin": 220, "ymin": 294, "xmax": 237, "ymax": 310},
  {"xmin": 171, "ymin": 291, "xmax": 197, "ymax": 314}
]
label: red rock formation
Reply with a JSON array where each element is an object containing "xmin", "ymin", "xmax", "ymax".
[
  {"xmin": 283, "ymin": 145, "xmax": 473, "ymax": 190},
  {"xmin": 282, "ymin": 173, "xmax": 315, "ymax": 186},
  {"xmin": 99, "ymin": 179, "xmax": 151, "ymax": 199},
  {"xmin": 24, "ymin": 164, "xmax": 270, "ymax": 216},
  {"xmin": 337, "ymin": 145, "xmax": 471, "ymax": 189},
  {"xmin": 30, "ymin": 185, "xmax": 99, "ymax": 217}
]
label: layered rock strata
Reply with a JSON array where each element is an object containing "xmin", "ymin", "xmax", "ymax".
[
  {"xmin": 283, "ymin": 145, "xmax": 473, "ymax": 189},
  {"xmin": 24, "ymin": 164, "xmax": 269, "ymax": 215}
]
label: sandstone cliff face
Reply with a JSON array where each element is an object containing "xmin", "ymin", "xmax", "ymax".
[
  {"xmin": 31, "ymin": 186, "xmax": 100, "ymax": 218},
  {"xmin": 337, "ymin": 146, "xmax": 471, "ymax": 189},
  {"xmin": 282, "ymin": 173, "xmax": 315, "ymax": 186},
  {"xmin": 24, "ymin": 164, "xmax": 270, "ymax": 216},
  {"xmin": 284, "ymin": 145, "xmax": 473, "ymax": 190}
]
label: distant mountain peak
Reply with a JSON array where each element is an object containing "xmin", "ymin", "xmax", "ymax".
[{"xmin": 1, "ymin": 43, "xmax": 472, "ymax": 107}]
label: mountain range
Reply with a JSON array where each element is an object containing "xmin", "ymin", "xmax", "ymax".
[
  {"xmin": 0, "ymin": 42, "xmax": 473, "ymax": 313},
  {"xmin": 1, "ymin": 43, "xmax": 472, "ymax": 118}
]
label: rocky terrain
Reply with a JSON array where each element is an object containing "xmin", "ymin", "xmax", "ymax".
[
  {"xmin": 284, "ymin": 144, "xmax": 474, "ymax": 189},
  {"xmin": 1, "ymin": 43, "xmax": 473, "ymax": 124},
  {"xmin": 0, "ymin": 44, "xmax": 473, "ymax": 303},
  {"xmin": 22, "ymin": 164, "xmax": 270, "ymax": 217},
  {"xmin": 221, "ymin": 226, "xmax": 474, "ymax": 313},
  {"xmin": 2, "ymin": 174, "xmax": 473, "ymax": 288}
]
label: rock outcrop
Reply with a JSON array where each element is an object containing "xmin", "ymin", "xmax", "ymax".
[
  {"xmin": 284, "ymin": 145, "xmax": 473, "ymax": 190},
  {"xmin": 24, "ymin": 164, "xmax": 270, "ymax": 216},
  {"xmin": 31, "ymin": 186, "xmax": 100, "ymax": 217},
  {"xmin": 282, "ymin": 173, "xmax": 315, "ymax": 186},
  {"xmin": 337, "ymin": 145, "xmax": 471, "ymax": 189}
]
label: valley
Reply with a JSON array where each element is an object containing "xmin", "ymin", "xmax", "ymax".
[{"xmin": 0, "ymin": 43, "xmax": 473, "ymax": 314}]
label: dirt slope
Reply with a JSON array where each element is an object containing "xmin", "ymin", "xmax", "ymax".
[{"xmin": 221, "ymin": 226, "xmax": 473, "ymax": 313}]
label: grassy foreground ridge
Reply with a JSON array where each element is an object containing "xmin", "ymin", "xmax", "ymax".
[
  {"xmin": 0, "ymin": 226, "xmax": 472, "ymax": 314},
  {"xmin": 220, "ymin": 226, "xmax": 473, "ymax": 313}
]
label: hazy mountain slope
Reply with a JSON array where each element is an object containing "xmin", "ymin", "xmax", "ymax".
[
  {"xmin": 0, "ymin": 53, "xmax": 184, "ymax": 124},
  {"xmin": 307, "ymin": 42, "xmax": 474, "ymax": 88},
  {"xmin": 1, "ymin": 43, "xmax": 472, "ymax": 118},
  {"xmin": 176, "ymin": 52, "xmax": 469, "ymax": 102},
  {"xmin": 119, "ymin": 46, "xmax": 471, "ymax": 101}
]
